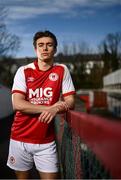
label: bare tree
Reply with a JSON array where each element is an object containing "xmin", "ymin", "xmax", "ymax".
[
  {"xmin": 78, "ymin": 41, "xmax": 92, "ymax": 54},
  {"xmin": 99, "ymin": 32, "xmax": 121, "ymax": 73},
  {"xmin": 62, "ymin": 43, "xmax": 70, "ymax": 55},
  {"xmin": 0, "ymin": 7, "xmax": 20, "ymax": 57}
]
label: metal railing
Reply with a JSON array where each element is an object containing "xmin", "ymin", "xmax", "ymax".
[{"xmin": 55, "ymin": 111, "xmax": 121, "ymax": 179}]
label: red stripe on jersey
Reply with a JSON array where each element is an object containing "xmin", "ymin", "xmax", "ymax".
[
  {"xmin": 63, "ymin": 91, "xmax": 76, "ymax": 97},
  {"xmin": 12, "ymin": 90, "xmax": 26, "ymax": 96}
]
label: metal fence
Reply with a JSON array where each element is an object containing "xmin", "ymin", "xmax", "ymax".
[
  {"xmin": 55, "ymin": 119, "xmax": 111, "ymax": 179},
  {"xmin": 55, "ymin": 111, "xmax": 121, "ymax": 179}
]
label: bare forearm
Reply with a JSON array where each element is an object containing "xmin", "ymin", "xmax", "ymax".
[
  {"xmin": 64, "ymin": 95, "xmax": 75, "ymax": 110},
  {"xmin": 13, "ymin": 99, "xmax": 49, "ymax": 114},
  {"xmin": 65, "ymin": 99, "xmax": 75, "ymax": 110},
  {"xmin": 52, "ymin": 95, "xmax": 75, "ymax": 114},
  {"xmin": 12, "ymin": 93, "xmax": 75, "ymax": 116}
]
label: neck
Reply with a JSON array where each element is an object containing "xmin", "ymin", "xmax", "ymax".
[{"xmin": 37, "ymin": 58, "xmax": 53, "ymax": 71}]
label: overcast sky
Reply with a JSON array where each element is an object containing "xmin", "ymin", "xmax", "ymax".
[{"xmin": 0, "ymin": 0, "xmax": 121, "ymax": 57}]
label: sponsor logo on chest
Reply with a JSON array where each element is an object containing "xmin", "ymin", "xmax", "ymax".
[{"xmin": 29, "ymin": 87, "xmax": 53, "ymax": 98}]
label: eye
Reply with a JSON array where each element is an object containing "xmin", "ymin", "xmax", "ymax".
[
  {"xmin": 47, "ymin": 43, "xmax": 53, "ymax": 47},
  {"xmin": 38, "ymin": 43, "xmax": 43, "ymax": 47}
]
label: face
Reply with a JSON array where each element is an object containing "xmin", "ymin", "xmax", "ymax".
[{"xmin": 35, "ymin": 37, "xmax": 56, "ymax": 62}]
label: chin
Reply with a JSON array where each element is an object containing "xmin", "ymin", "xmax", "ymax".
[{"xmin": 39, "ymin": 58, "xmax": 50, "ymax": 62}]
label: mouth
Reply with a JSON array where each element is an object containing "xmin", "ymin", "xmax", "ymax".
[{"xmin": 42, "ymin": 53, "xmax": 49, "ymax": 56}]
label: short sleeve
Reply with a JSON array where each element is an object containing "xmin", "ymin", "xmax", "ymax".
[
  {"xmin": 12, "ymin": 66, "xmax": 26, "ymax": 95},
  {"xmin": 62, "ymin": 65, "xmax": 75, "ymax": 97}
]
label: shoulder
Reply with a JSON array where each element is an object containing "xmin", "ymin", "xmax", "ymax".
[
  {"xmin": 17, "ymin": 62, "xmax": 35, "ymax": 72},
  {"xmin": 23, "ymin": 62, "xmax": 35, "ymax": 70}
]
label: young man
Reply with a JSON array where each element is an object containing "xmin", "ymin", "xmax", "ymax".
[{"xmin": 7, "ymin": 30, "xmax": 75, "ymax": 179}]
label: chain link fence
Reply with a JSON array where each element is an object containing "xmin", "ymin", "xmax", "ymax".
[{"xmin": 55, "ymin": 118, "xmax": 111, "ymax": 179}]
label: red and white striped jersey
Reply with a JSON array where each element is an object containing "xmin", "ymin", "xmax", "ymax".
[{"xmin": 11, "ymin": 60, "xmax": 75, "ymax": 144}]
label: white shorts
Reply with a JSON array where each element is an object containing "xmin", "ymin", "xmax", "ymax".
[{"xmin": 7, "ymin": 139, "xmax": 59, "ymax": 172}]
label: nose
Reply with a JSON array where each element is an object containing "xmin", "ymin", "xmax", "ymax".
[{"xmin": 43, "ymin": 44, "xmax": 48, "ymax": 51}]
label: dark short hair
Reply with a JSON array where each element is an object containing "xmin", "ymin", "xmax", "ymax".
[{"xmin": 33, "ymin": 30, "xmax": 58, "ymax": 49}]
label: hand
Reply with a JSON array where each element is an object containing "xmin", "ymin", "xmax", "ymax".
[
  {"xmin": 38, "ymin": 101, "xmax": 69, "ymax": 124},
  {"xmin": 38, "ymin": 106, "xmax": 58, "ymax": 124}
]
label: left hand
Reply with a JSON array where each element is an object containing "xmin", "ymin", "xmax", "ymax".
[{"xmin": 38, "ymin": 106, "xmax": 59, "ymax": 124}]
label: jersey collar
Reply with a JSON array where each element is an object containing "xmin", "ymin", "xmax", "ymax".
[{"xmin": 34, "ymin": 60, "xmax": 54, "ymax": 72}]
